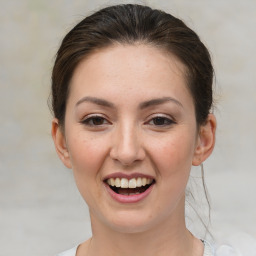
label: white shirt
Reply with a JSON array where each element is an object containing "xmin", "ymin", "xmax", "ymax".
[
  {"xmin": 56, "ymin": 232, "xmax": 256, "ymax": 256},
  {"xmin": 57, "ymin": 240, "xmax": 214, "ymax": 256}
]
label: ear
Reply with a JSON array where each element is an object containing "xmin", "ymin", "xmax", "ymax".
[
  {"xmin": 192, "ymin": 114, "xmax": 217, "ymax": 166},
  {"xmin": 51, "ymin": 118, "xmax": 72, "ymax": 169}
]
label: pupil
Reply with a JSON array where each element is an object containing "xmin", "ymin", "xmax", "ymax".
[
  {"xmin": 93, "ymin": 117, "xmax": 103, "ymax": 125},
  {"xmin": 154, "ymin": 117, "xmax": 164, "ymax": 125}
]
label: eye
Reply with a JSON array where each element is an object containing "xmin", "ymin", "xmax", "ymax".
[
  {"xmin": 81, "ymin": 115, "xmax": 109, "ymax": 126},
  {"xmin": 147, "ymin": 116, "xmax": 175, "ymax": 126}
]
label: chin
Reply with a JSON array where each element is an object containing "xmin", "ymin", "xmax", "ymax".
[
  {"xmin": 100, "ymin": 209, "xmax": 160, "ymax": 234},
  {"xmin": 109, "ymin": 221, "xmax": 152, "ymax": 234}
]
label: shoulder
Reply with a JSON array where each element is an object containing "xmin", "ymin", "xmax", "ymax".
[
  {"xmin": 202, "ymin": 232, "xmax": 256, "ymax": 256},
  {"xmin": 202, "ymin": 239, "xmax": 238, "ymax": 256},
  {"xmin": 56, "ymin": 246, "xmax": 78, "ymax": 256},
  {"xmin": 202, "ymin": 240, "xmax": 214, "ymax": 256},
  {"xmin": 215, "ymin": 233, "xmax": 256, "ymax": 256}
]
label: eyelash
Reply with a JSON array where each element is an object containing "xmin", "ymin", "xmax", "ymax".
[
  {"xmin": 81, "ymin": 115, "xmax": 176, "ymax": 127},
  {"xmin": 80, "ymin": 115, "xmax": 110, "ymax": 126},
  {"xmin": 146, "ymin": 116, "xmax": 175, "ymax": 127}
]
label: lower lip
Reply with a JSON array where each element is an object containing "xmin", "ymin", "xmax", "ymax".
[{"xmin": 104, "ymin": 183, "xmax": 154, "ymax": 203}]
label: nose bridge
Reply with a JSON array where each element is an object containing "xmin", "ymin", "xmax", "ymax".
[{"xmin": 110, "ymin": 119, "xmax": 144, "ymax": 165}]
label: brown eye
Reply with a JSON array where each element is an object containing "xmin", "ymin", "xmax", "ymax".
[
  {"xmin": 149, "ymin": 117, "xmax": 174, "ymax": 126},
  {"xmin": 82, "ymin": 116, "xmax": 108, "ymax": 126}
]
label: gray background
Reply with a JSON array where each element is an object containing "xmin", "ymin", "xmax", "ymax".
[{"xmin": 0, "ymin": 0, "xmax": 255, "ymax": 255}]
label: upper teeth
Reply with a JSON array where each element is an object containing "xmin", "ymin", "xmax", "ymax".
[{"xmin": 106, "ymin": 177, "xmax": 153, "ymax": 188}]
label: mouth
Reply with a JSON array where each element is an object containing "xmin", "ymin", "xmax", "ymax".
[{"xmin": 104, "ymin": 177, "xmax": 155, "ymax": 196}]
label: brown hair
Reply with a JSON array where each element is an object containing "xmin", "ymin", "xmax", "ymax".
[{"xmin": 50, "ymin": 4, "xmax": 213, "ymax": 127}]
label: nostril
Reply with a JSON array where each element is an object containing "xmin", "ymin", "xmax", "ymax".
[
  {"xmin": 110, "ymin": 148, "xmax": 146, "ymax": 166},
  {"xmin": 109, "ymin": 131, "xmax": 146, "ymax": 165}
]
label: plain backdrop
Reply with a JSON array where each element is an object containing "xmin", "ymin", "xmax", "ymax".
[{"xmin": 0, "ymin": 0, "xmax": 256, "ymax": 255}]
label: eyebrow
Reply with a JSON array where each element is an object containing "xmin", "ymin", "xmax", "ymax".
[
  {"xmin": 75, "ymin": 96, "xmax": 183, "ymax": 109},
  {"xmin": 139, "ymin": 97, "xmax": 183, "ymax": 109},
  {"xmin": 76, "ymin": 96, "xmax": 115, "ymax": 108}
]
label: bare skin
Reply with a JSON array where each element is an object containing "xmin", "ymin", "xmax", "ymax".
[
  {"xmin": 52, "ymin": 44, "xmax": 216, "ymax": 256},
  {"xmin": 76, "ymin": 204, "xmax": 205, "ymax": 256}
]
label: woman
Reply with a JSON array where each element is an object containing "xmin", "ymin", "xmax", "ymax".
[{"xmin": 51, "ymin": 4, "xmax": 217, "ymax": 256}]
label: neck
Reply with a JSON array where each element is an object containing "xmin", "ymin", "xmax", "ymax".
[
  {"xmin": 90, "ymin": 222, "xmax": 192, "ymax": 256},
  {"xmin": 81, "ymin": 201, "xmax": 202, "ymax": 256}
]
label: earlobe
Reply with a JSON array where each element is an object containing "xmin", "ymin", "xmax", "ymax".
[
  {"xmin": 51, "ymin": 118, "xmax": 72, "ymax": 169},
  {"xmin": 192, "ymin": 114, "xmax": 216, "ymax": 166}
]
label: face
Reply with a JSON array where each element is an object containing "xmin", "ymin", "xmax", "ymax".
[{"xmin": 53, "ymin": 44, "xmax": 215, "ymax": 234}]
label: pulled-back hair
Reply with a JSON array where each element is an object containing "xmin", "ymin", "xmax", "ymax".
[{"xmin": 50, "ymin": 4, "xmax": 213, "ymax": 127}]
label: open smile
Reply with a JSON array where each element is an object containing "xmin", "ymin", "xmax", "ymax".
[{"xmin": 104, "ymin": 175, "xmax": 155, "ymax": 203}]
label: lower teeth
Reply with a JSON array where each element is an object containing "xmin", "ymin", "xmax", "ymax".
[
  {"xmin": 109, "ymin": 183, "xmax": 152, "ymax": 195},
  {"xmin": 122, "ymin": 192, "xmax": 140, "ymax": 196}
]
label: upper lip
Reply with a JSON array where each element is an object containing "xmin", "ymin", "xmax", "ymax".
[{"xmin": 103, "ymin": 172, "xmax": 155, "ymax": 181}]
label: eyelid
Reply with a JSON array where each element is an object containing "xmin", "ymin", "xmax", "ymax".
[
  {"xmin": 80, "ymin": 114, "xmax": 111, "ymax": 126},
  {"xmin": 146, "ymin": 113, "xmax": 175, "ymax": 121},
  {"xmin": 82, "ymin": 113, "xmax": 105, "ymax": 119},
  {"xmin": 145, "ymin": 114, "xmax": 176, "ymax": 126}
]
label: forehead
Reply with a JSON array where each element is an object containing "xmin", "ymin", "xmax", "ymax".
[{"xmin": 68, "ymin": 44, "xmax": 192, "ymax": 106}]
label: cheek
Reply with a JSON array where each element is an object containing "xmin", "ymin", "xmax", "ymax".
[
  {"xmin": 140, "ymin": 132, "xmax": 197, "ymax": 218},
  {"xmin": 66, "ymin": 132, "xmax": 110, "ymax": 204},
  {"xmin": 147, "ymin": 131, "xmax": 196, "ymax": 178},
  {"xmin": 67, "ymin": 131, "xmax": 108, "ymax": 177}
]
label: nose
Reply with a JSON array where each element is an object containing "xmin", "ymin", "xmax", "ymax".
[{"xmin": 110, "ymin": 122, "xmax": 145, "ymax": 166}]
